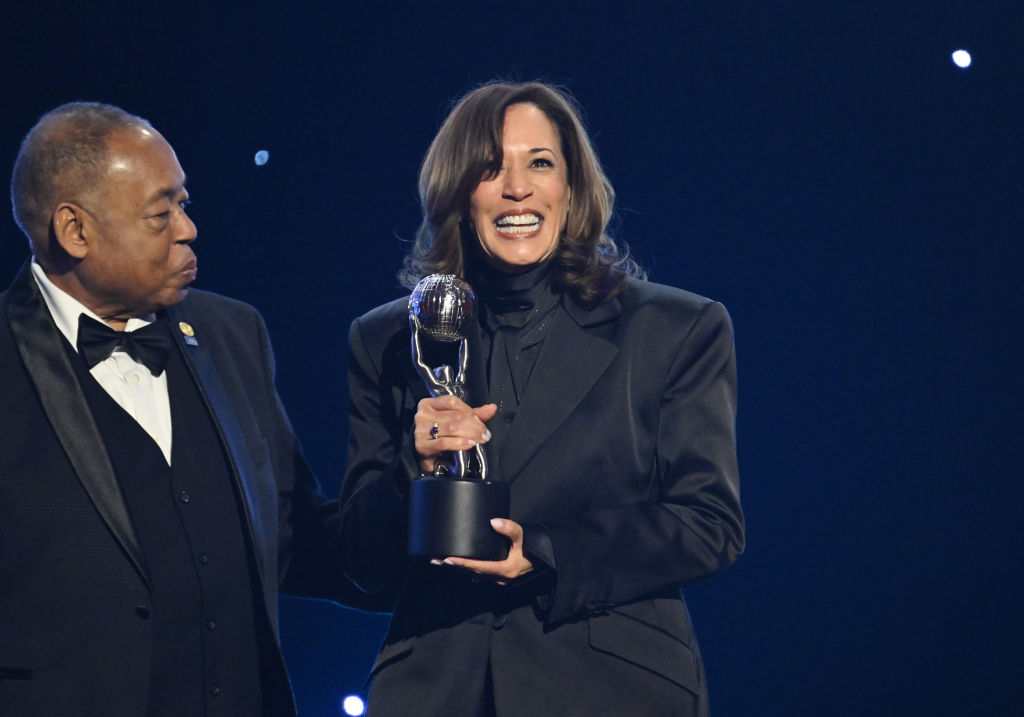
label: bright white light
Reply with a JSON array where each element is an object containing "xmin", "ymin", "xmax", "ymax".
[
  {"xmin": 254, "ymin": 149, "xmax": 270, "ymax": 166},
  {"xmin": 951, "ymin": 49, "xmax": 971, "ymax": 69},
  {"xmin": 342, "ymin": 694, "xmax": 365, "ymax": 716}
]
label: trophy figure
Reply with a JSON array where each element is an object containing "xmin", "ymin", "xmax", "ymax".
[{"xmin": 407, "ymin": 274, "xmax": 510, "ymax": 560}]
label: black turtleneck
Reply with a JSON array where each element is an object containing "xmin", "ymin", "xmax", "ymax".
[{"xmin": 467, "ymin": 259, "xmax": 561, "ymax": 468}]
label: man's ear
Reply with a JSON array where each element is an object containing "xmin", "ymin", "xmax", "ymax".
[{"xmin": 51, "ymin": 202, "xmax": 90, "ymax": 260}]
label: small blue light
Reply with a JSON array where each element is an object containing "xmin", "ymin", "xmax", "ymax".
[
  {"xmin": 951, "ymin": 49, "xmax": 971, "ymax": 69},
  {"xmin": 254, "ymin": 149, "xmax": 270, "ymax": 166},
  {"xmin": 342, "ymin": 694, "xmax": 365, "ymax": 716}
]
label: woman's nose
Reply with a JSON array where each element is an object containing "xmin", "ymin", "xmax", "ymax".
[{"xmin": 501, "ymin": 165, "xmax": 532, "ymax": 201}]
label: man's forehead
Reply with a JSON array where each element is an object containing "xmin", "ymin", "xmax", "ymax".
[
  {"xmin": 106, "ymin": 126, "xmax": 163, "ymax": 163},
  {"xmin": 76, "ymin": 129, "xmax": 187, "ymax": 215},
  {"xmin": 105, "ymin": 127, "xmax": 185, "ymax": 184}
]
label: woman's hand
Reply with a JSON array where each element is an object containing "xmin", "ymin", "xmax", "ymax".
[
  {"xmin": 414, "ymin": 395, "xmax": 496, "ymax": 475},
  {"xmin": 415, "ymin": 399, "xmax": 531, "ymax": 583},
  {"xmin": 435, "ymin": 518, "xmax": 534, "ymax": 585}
]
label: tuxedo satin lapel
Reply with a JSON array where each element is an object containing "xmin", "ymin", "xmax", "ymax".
[
  {"xmin": 166, "ymin": 303, "xmax": 269, "ymax": 584},
  {"xmin": 3, "ymin": 263, "xmax": 149, "ymax": 587},
  {"xmin": 499, "ymin": 303, "xmax": 620, "ymax": 482}
]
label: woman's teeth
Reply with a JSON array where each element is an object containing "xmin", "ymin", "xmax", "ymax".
[{"xmin": 495, "ymin": 214, "xmax": 541, "ymax": 234}]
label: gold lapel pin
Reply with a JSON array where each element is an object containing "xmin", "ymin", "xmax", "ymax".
[{"xmin": 178, "ymin": 321, "xmax": 198, "ymax": 346}]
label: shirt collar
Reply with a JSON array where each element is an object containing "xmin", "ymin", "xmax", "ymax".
[{"xmin": 30, "ymin": 259, "xmax": 155, "ymax": 351}]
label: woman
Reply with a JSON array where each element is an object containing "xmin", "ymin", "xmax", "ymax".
[{"xmin": 340, "ymin": 81, "xmax": 744, "ymax": 716}]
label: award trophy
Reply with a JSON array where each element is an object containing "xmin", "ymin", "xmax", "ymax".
[{"xmin": 407, "ymin": 274, "xmax": 510, "ymax": 560}]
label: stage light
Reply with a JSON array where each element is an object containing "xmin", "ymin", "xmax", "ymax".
[
  {"xmin": 254, "ymin": 149, "xmax": 270, "ymax": 166},
  {"xmin": 342, "ymin": 694, "xmax": 365, "ymax": 715},
  {"xmin": 951, "ymin": 49, "xmax": 971, "ymax": 69}
]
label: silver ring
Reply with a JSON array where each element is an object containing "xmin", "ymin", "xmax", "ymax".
[{"xmin": 429, "ymin": 422, "xmax": 440, "ymax": 440}]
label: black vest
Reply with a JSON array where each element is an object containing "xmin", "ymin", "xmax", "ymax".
[{"xmin": 71, "ymin": 333, "xmax": 283, "ymax": 716}]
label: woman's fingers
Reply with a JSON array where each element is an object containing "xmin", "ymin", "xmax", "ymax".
[
  {"xmin": 414, "ymin": 398, "xmax": 496, "ymax": 472},
  {"xmin": 422, "ymin": 395, "xmax": 471, "ymax": 412},
  {"xmin": 437, "ymin": 518, "xmax": 533, "ymax": 583},
  {"xmin": 472, "ymin": 403, "xmax": 499, "ymax": 422},
  {"xmin": 415, "ymin": 415, "xmax": 490, "ymax": 451}
]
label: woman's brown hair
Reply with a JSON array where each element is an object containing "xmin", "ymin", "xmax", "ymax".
[{"xmin": 400, "ymin": 81, "xmax": 642, "ymax": 305}]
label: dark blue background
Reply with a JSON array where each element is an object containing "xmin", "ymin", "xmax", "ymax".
[{"xmin": 3, "ymin": 2, "xmax": 1021, "ymax": 715}]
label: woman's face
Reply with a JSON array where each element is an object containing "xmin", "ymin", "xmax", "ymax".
[{"xmin": 468, "ymin": 102, "xmax": 571, "ymax": 273}]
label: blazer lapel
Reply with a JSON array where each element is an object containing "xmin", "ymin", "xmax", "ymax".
[
  {"xmin": 165, "ymin": 302, "xmax": 270, "ymax": 583},
  {"xmin": 498, "ymin": 295, "xmax": 621, "ymax": 482},
  {"xmin": 3, "ymin": 263, "xmax": 149, "ymax": 587}
]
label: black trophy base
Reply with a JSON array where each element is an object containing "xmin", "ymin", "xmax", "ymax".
[{"xmin": 408, "ymin": 477, "xmax": 511, "ymax": 560}]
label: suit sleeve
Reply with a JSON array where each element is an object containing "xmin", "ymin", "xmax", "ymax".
[
  {"xmin": 338, "ymin": 314, "xmax": 419, "ymax": 595},
  {"xmin": 250, "ymin": 309, "xmax": 393, "ymax": 612},
  {"xmin": 539, "ymin": 300, "xmax": 744, "ymax": 625}
]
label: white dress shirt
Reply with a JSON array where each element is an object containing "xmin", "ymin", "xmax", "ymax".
[{"xmin": 31, "ymin": 261, "xmax": 173, "ymax": 464}]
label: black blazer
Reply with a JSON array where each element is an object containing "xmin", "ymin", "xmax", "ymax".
[
  {"xmin": 0, "ymin": 263, "xmax": 370, "ymax": 716},
  {"xmin": 340, "ymin": 278, "xmax": 744, "ymax": 717}
]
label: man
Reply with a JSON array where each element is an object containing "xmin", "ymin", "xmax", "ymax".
[{"xmin": 0, "ymin": 103, "xmax": 372, "ymax": 716}]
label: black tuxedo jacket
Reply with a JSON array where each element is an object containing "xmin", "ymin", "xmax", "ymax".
[
  {"xmin": 340, "ymin": 278, "xmax": 744, "ymax": 716},
  {"xmin": 0, "ymin": 263, "xmax": 370, "ymax": 716}
]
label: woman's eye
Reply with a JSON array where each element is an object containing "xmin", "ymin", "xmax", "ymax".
[{"xmin": 531, "ymin": 158, "xmax": 554, "ymax": 168}]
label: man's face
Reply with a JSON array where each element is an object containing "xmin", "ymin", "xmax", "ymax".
[{"xmin": 75, "ymin": 126, "xmax": 197, "ymax": 321}]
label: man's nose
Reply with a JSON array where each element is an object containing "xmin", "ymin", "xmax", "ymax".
[{"xmin": 176, "ymin": 210, "xmax": 197, "ymax": 243}]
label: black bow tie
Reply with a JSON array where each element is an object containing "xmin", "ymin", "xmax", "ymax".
[{"xmin": 77, "ymin": 314, "xmax": 171, "ymax": 376}]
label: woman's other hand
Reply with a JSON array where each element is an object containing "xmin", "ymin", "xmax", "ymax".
[{"xmin": 436, "ymin": 518, "xmax": 534, "ymax": 585}]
